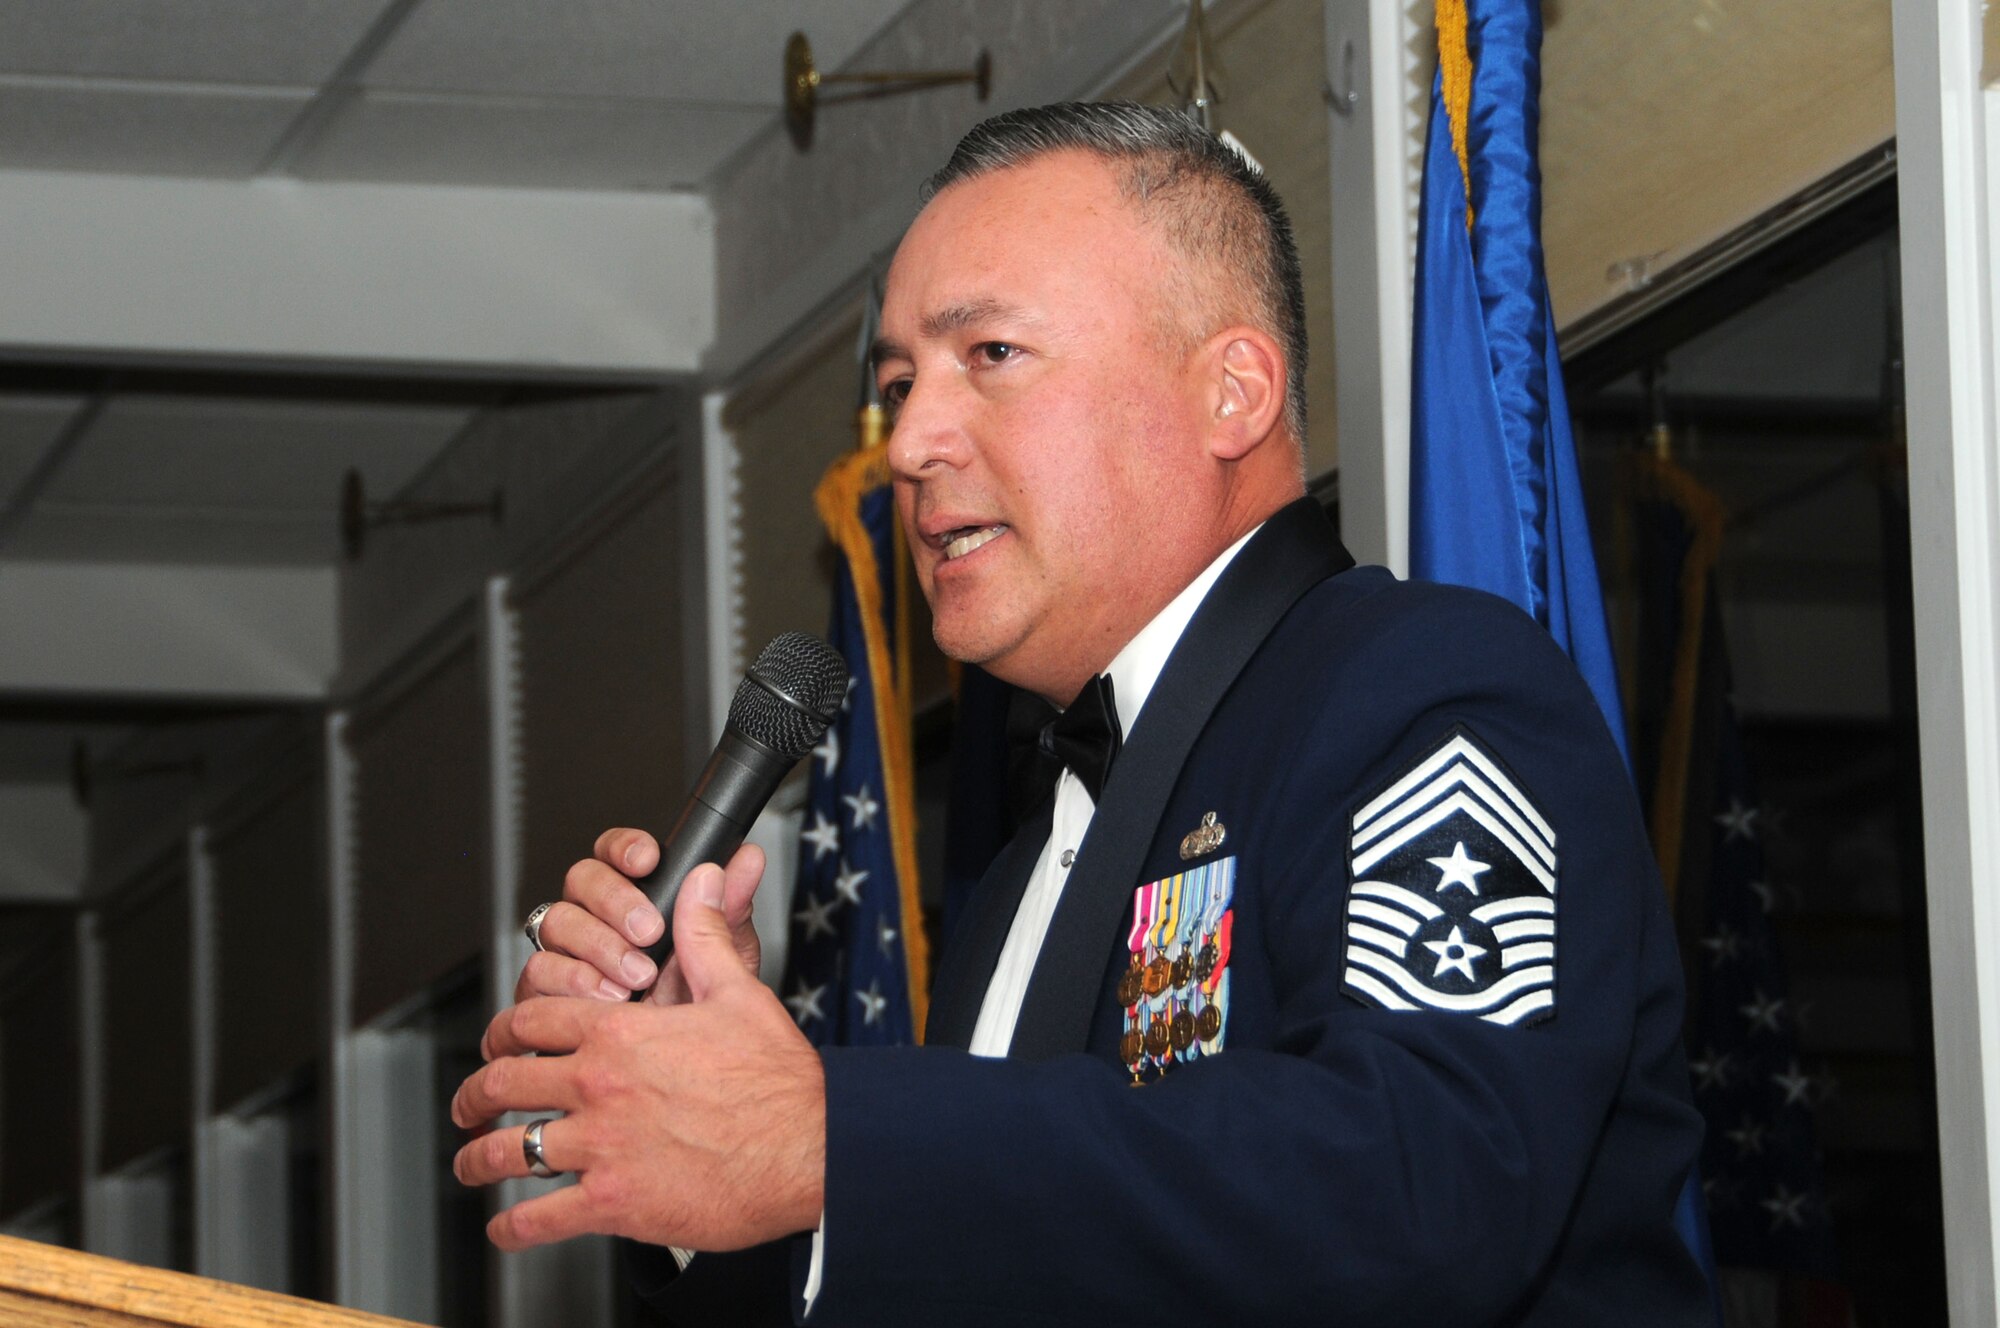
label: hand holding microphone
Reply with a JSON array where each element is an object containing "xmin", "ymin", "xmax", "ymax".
[{"xmin": 513, "ymin": 633, "xmax": 848, "ymax": 1006}]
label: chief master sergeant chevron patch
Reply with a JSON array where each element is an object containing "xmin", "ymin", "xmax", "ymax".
[{"xmin": 1341, "ymin": 725, "xmax": 1558, "ymax": 1027}]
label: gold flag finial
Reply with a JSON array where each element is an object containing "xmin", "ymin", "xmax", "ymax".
[{"xmin": 855, "ymin": 275, "xmax": 888, "ymax": 449}]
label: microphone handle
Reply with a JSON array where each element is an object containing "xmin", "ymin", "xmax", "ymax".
[{"xmin": 632, "ymin": 728, "xmax": 792, "ymax": 976}]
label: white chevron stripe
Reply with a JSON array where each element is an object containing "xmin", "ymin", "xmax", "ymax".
[
  {"xmin": 1353, "ymin": 734, "xmax": 1555, "ymax": 844},
  {"xmin": 1471, "ymin": 896, "xmax": 1555, "ymax": 923},
  {"xmin": 1492, "ymin": 918, "xmax": 1555, "ymax": 943},
  {"xmin": 1348, "ymin": 898, "xmax": 1424, "ymax": 935},
  {"xmin": 1351, "ymin": 759, "xmax": 1556, "ymax": 868},
  {"xmin": 1350, "ymin": 881, "xmax": 1444, "ymax": 921},
  {"xmin": 1487, "ymin": 988, "xmax": 1556, "ymax": 1025},
  {"xmin": 1351, "ymin": 790, "xmax": 1557, "ymax": 891},
  {"xmin": 1344, "ymin": 946, "xmax": 1553, "ymax": 1012},
  {"xmin": 1499, "ymin": 940, "xmax": 1554, "ymax": 969},
  {"xmin": 1344, "ymin": 968, "xmax": 1418, "ymax": 1011},
  {"xmin": 1347, "ymin": 922, "xmax": 1411, "ymax": 958}
]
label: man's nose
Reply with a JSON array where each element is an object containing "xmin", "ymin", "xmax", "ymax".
[{"xmin": 885, "ymin": 372, "xmax": 971, "ymax": 480}]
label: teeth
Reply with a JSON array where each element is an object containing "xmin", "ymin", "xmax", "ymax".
[{"xmin": 944, "ymin": 525, "xmax": 1006, "ymax": 560}]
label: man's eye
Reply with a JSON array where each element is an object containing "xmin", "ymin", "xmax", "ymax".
[
  {"xmin": 880, "ymin": 378, "xmax": 911, "ymax": 406},
  {"xmin": 971, "ymin": 342, "xmax": 1020, "ymax": 366}
]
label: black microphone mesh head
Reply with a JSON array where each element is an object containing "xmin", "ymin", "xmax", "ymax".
[{"xmin": 728, "ymin": 633, "xmax": 849, "ymax": 758}]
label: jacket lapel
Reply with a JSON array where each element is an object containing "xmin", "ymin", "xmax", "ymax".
[
  {"xmin": 1006, "ymin": 498, "xmax": 1355, "ymax": 1059},
  {"xmin": 924, "ymin": 795, "xmax": 1054, "ymax": 1048}
]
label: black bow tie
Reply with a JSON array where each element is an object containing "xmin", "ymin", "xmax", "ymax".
[{"xmin": 1030, "ymin": 673, "xmax": 1124, "ymax": 804}]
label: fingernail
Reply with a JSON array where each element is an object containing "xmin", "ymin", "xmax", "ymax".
[
  {"xmin": 624, "ymin": 843, "xmax": 645, "ymax": 871},
  {"xmin": 597, "ymin": 977, "xmax": 628, "ymax": 1001},
  {"xmin": 627, "ymin": 906, "xmax": 663, "ymax": 943},
  {"xmin": 621, "ymin": 952, "xmax": 656, "ymax": 986},
  {"xmin": 696, "ymin": 864, "xmax": 724, "ymax": 909}
]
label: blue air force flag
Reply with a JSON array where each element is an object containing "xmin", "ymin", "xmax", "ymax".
[{"xmin": 1342, "ymin": 727, "xmax": 1557, "ymax": 1027}]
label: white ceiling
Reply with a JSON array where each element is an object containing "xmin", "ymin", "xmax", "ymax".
[
  {"xmin": 0, "ymin": 0, "xmax": 918, "ymax": 582},
  {"xmin": 0, "ymin": 0, "xmax": 915, "ymax": 189}
]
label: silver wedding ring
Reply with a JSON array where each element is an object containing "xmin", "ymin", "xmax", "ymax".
[
  {"xmin": 523, "ymin": 1118, "xmax": 560, "ymax": 1179},
  {"xmin": 523, "ymin": 901, "xmax": 556, "ymax": 953}
]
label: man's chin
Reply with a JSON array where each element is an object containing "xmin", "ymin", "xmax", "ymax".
[{"xmin": 930, "ymin": 615, "xmax": 1024, "ymax": 676}]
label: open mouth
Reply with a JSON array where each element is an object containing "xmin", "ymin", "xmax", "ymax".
[{"xmin": 942, "ymin": 524, "xmax": 1008, "ymax": 560}]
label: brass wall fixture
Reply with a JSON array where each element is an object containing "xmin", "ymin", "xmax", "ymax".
[
  {"xmin": 784, "ymin": 31, "xmax": 991, "ymax": 151},
  {"xmin": 340, "ymin": 467, "xmax": 502, "ymax": 562}
]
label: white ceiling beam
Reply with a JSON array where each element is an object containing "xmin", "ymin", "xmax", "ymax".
[
  {"xmin": 0, "ymin": 171, "xmax": 714, "ymax": 376},
  {"xmin": 0, "ymin": 562, "xmax": 336, "ymax": 699}
]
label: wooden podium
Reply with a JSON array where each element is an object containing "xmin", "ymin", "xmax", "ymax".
[{"xmin": 0, "ymin": 1233, "xmax": 429, "ymax": 1327}]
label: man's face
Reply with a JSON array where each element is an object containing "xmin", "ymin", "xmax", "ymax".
[{"xmin": 876, "ymin": 151, "xmax": 1217, "ymax": 703}]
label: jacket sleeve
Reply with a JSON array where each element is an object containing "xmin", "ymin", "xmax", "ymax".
[{"xmin": 802, "ymin": 589, "xmax": 1703, "ymax": 1327}]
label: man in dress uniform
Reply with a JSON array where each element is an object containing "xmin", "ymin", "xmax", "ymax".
[{"xmin": 450, "ymin": 103, "xmax": 1711, "ymax": 1325}]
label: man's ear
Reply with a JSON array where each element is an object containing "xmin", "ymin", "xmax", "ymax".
[{"xmin": 1205, "ymin": 327, "xmax": 1288, "ymax": 461}]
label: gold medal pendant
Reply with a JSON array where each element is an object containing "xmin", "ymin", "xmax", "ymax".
[{"xmin": 1120, "ymin": 1028, "xmax": 1145, "ymax": 1066}]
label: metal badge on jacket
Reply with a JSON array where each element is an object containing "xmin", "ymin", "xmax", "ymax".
[
  {"xmin": 1120, "ymin": 856, "xmax": 1235, "ymax": 1083},
  {"xmin": 1341, "ymin": 726, "xmax": 1557, "ymax": 1027}
]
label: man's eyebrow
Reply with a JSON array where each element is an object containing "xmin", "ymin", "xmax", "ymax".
[
  {"xmin": 918, "ymin": 297, "xmax": 1034, "ymax": 341},
  {"xmin": 869, "ymin": 336, "xmax": 907, "ymax": 372},
  {"xmin": 870, "ymin": 299, "xmax": 1040, "ymax": 372}
]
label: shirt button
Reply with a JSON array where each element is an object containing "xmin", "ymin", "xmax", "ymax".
[{"xmin": 1060, "ymin": 849, "xmax": 1075, "ymax": 868}]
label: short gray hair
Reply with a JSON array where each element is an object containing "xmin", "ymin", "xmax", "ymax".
[{"xmin": 923, "ymin": 101, "xmax": 1308, "ymax": 444}]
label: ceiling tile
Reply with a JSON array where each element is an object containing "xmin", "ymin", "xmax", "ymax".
[
  {"xmin": 0, "ymin": 81, "xmax": 306, "ymax": 176},
  {"xmin": 44, "ymin": 396, "xmax": 474, "ymax": 513},
  {"xmin": 0, "ymin": 396, "xmax": 86, "ymax": 508},
  {"xmin": 365, "ymin": 0, "xmax": 912, "ymax": 103},
  {"xmin": 297, "ymin": 91, "xmax": 766, "ymax": 189},
  {"xmin": 0, "ymin": 0, "xmax": 393, "ymax": 85}
]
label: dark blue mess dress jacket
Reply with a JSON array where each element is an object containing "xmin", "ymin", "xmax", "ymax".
[{"xmin": 638, "ymin": 496, "xmax": 1710, "ymax": 1327}]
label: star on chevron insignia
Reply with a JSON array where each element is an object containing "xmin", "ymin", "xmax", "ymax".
[
  {"xmin": 801, "ymin": 811, "xmax": 841, "ymax": 863},
  {"xmin": 843, "ymin": 783, "xmax": 881, "ymax": 831},
  {"xmin": 1421, "ymin": 925, "xmax": 1487, "ymax": 980},
  {"xmin": 1427, "ymin": 842, "xmax": 1491, "ymax": 895},
  {"xmin": 793, "ymin": 891, "xmax": 838, "ymax": 942},
  {"xmin": 855, "ymin": 979, "xmax": 887, "ymax": 1026},
  {"xmin": 833, "ymin": 859, "xmax": 869, "ymax": 907},
  {"xmin": 785, "ymin": 977, "xmax": 828, "ymax": 1027}
]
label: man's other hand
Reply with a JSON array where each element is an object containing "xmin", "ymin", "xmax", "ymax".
[
  {"xmin": 517, "ymin": 830, "xmax": 765, "ymax": 1005},
  {"xmin": 454, "ymin": 861, "xmax": 826, "ymax": 1252}
]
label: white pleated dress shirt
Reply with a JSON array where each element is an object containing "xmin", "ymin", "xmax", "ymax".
[{"xmin": 801, "ymin": 524, "xmax": 1258, "ymax": 1313}]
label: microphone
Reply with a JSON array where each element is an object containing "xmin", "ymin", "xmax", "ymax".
[{"xmin": 634, "ymin": 632, "xmax": 849, "ymax": 976}]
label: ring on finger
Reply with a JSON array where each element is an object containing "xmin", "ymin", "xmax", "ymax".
[
  {"xmin": 523, "ymin": 1118, "xmax": 562, "ymax": 1179},
  {"xmin": 523, "ymin": 902, "xmax": 557, "ymax": 953}
]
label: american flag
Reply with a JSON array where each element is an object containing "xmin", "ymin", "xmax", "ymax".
[
  {"xmin": 778, "ymin": 393, "xmax": 928, "ymax": 1046},
  {"xmin": 1686, "ymin": 716, "xmax": 1840, "ymax": 1276}
]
